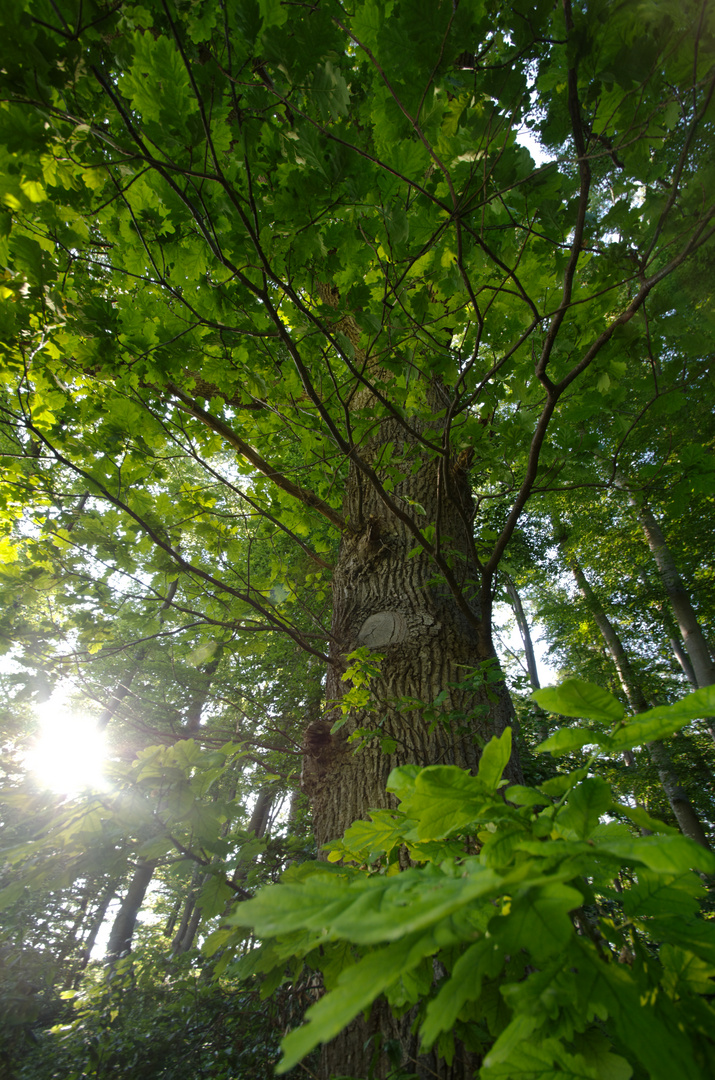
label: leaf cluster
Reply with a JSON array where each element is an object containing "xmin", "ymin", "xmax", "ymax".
[{"xmin": 231, "ymin": 684, "xmax": 715, "ymax": 1078}]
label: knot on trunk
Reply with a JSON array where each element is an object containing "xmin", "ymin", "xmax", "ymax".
[
  {"xmin": 302, "ymin": 718, "xmax": 333, "ymax": 756},
  {"xmin": 300, "ymin": 718, "xmax": 345, "ymax": 798}
]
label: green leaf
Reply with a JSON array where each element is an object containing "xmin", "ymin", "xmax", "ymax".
[
  {"xmin": 505, "ymin": 785, "xmax": 549, "ymax": 807},
  {"xmin": 482, "ymin": 1012, "xmax": 541, "ymax": 1070},
  {"xmin": 533, "ymin": 680, "xmax": 625, "ymax": 724},
  {"xmin": 492, "ymin": 882, "xmax": 584, "ymax": 962},
  {"xmin": 622, "ymin": 869, "xmax": 706, "ymax": 919},
  {"xmin": 420, "ymin": 939, "xmax": 503, "ymax": 1049},
  {"xmin": 607, "ymin": 686, "xmax": 715, "ymax": 751},
  {"xmin": 596, "ymin": 834, "xmax": 715, "ymax": 876},
  {"xmin": 477, "ymin": 727, "xmax": 513, "ymax": 791},
  {"xmin": 536, "ymin": 727, "xmax": 605, "ymax": 756},
  {"xmin": 231, "ymin": 861, "xmax": 512, "ymax": 946},
  {"xmin": 554, "ymin": 778, "xmax": 613, "ymax": 840},
  {"xmin": 391, "ymin": 766, "xmax": 492, "ymax": 839},
  {"xmin": 613, "ymin": 803, "xmax": 678, "ymax": 836},
  {"xmin": 334, "ymin": 808, "xmax": 407, "ymax": 858},
  {"xmin": 276, "ymin": 932, "xmax": 435, "ymax": 1073}
]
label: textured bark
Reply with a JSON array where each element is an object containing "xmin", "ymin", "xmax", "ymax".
[
  {"xmin": 303, "ymin": 415, "xmax": 520, "ymax": 853},
  {"xmin": 565, "ymin": 549, "xmax": 710, "ymax": 850},
  {"xmin": 301, "ymin": 406, "xmax": 520, "ymax": 1079}
]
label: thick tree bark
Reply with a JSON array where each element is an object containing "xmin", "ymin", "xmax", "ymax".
[
  {"xmin": 564, "ymin": 547, "xmax": 710, "ymax": 850},
  {"xmin": 303, "ymin": 414, "xmax": 520, "ymax": 851},
  {"xmin": 301, "ymin": 407, "xmax": 520, "ymax": 1079}
]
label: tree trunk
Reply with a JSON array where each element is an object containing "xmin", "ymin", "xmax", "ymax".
[
  {"xmin": 637, "ymin": 502, "xmax": 715, "ymax": 685},
  {"xmin": 301, "ymin": 408, "xmax": 520, "ymax": 1078},
  {"xmin": 167, "ymin": 865, "xmax": 202, "ymax": 952},
  {"xmin": 303, "ymin": 414, "xmax": 520, "ymax": 850},
  {"xmin": 669, "ymin": 632, "xmax": 699, "ymax": 688},
  {"xmin": 247, "ymin": 786, "xmax": 274, "ymax": 839},
  {"xmin": 563, "ymin": 545, "xmax": 710, "ymax": 850},
  {"xmin": 105, "ymin": 859, "xmax": 157, "ymax": 961},
  {"xmin": 504, "ymin": 574, "xmax": 541, "ymax": 690},
  {"xmin": 172, "ymin": 894, "xmax": 203, "ymax": 955},
  {"xmin": 614, "ymin": 478, "xmax": 715, "ymax": 688},
  {"xmin": 69, "ymin": 877, "xmax": 119, "ymax": 987}
]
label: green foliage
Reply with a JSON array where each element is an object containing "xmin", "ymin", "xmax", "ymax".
[
  {"xmin": 0, "ymin": 0, "xmax": 714, "ymax": 1076},
  {"xmin": 332, "ymin": 647, "xmax": 386, "ymax": 733},
  {"xmin": 231, "ymin": 686, "xmax": 715, "ymax": 1078},
  {"xmin": 14, "ymin": 949, "xmax": 291, "ymax": 1080}
]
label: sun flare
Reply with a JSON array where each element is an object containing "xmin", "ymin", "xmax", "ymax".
[{"xmin": 27, "ymin": 704, "xmax": 107, "ymax": 794}]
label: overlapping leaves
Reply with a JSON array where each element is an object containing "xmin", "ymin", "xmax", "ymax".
[{"xmin": 230, "ymin": 684, "xmax": 715, "ymax": 1077}]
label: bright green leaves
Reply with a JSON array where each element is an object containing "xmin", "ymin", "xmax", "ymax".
[
  {"xmin": 533, "ymin": 678, "xmax": 625, "ymax": 724},
  {"xmin": 233, "ymin": 690, "xmax": 715, "ymax": 1077},
  {"xmin": 479, "ymin": 725, "xmax": 513, "ymax": 790},
  {"xmin": 534, "ymin": 680, "xmax": 715, "ymax": 756},
  {"xmin": 119, "ymin": 31, "xmax": 199, "ymax": 130},
  {"xmin": 231, "ymin": 861, "xmax": 508, "ymax": 948},
  {"xmin": 622, "ymin": 868, "xmax": 706, "ymax": 919},
  {"xmin": 554, "ymin": 777, "xmax": 612, "ymax": 840},
  {"xmin": 493, "ymin": 882, "xmax": 585, "ymax": 963},
  {"xmin": 386, "ymin": 728, "xmax": 512, "ymax": 839},
  {"xmin": 278, "ymin": 932, "xmax": 438, "ymax": 1073},
  {"xmin": 609, "ymin": 687, "xmax": 715, "ymax": 751}
]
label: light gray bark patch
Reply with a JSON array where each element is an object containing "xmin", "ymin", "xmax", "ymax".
[
  {"xmin": 357, "ymin": 611, "xmax": 407, "ymax": 647},
  {"xmin": 356, "ymin": 611, "xmax": 437, "ymax": 648}
]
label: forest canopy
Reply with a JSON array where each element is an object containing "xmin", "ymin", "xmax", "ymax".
[{"xmin": 0, "ymin": 0, "xmax": 714, "ymax": 1078}]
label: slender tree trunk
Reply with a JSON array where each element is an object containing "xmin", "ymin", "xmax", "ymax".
[
  {"xmin": 168, "ymin": 865, "xmax": 202, "ymax": 951},
  {"xmin": 174, "ymin": 903, "xmax": 202, "ymax": 955},
  {"xmin": 637, "ymin": 502, "xmax": 715, "ymax": 685},
  {"xmin": 174, "ymin": 790, "xmax": 278, "ymax": 954},
  {"xmin": 105, "ymin": 859, "xmax": 157, "ymax": 961},
  {"xmin": 69, "ymin": 878, "xmax": 119, "ymax": 987},
  {"xmin": 669, "ymin": 632, "xmax": 699, "ymax": 688},
  {"xmin": 302, "ymin": 402, "xmax": 520, "ymax": 1079},
  {"xmin": 562, "ymin": 544, "xmax": 710, "ymax": 850},
  {"xmin": 504, "ymin": 574, "xmax": 551, "ymax": 748},
  {"xmin": 247, "ymin": 786, "xmax": 274, "ymax": 838},
  {"xmin": 183, "ymin": 650, "xmax": 222, "ymax": 734},
  {"xmin": 637, "ymin": 568, "xmax": 700, "ymax": 689},
  {"xmin": 504, "ymin": 574, "xmax": 541, "ymax": 690},
  {"xmin": 614, "ymin": 476, "xmax": 715, "ymax": 688}
]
